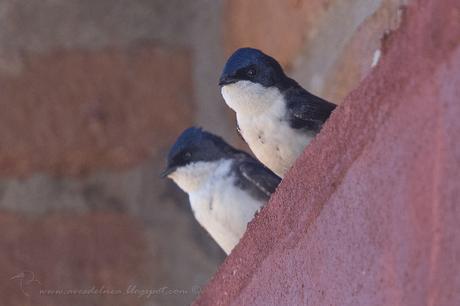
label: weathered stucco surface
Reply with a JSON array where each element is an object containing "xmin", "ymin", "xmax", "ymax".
[{"xmin": 194, "ymin": 0, "xmax": 460, "ymax": 305}]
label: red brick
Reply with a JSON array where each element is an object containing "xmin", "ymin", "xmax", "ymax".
[
  {"xmin": 0, "ymin": 212, "xmax": 153, "ymax": 306},
  {"xmin": 0, "ymin": 46, "xmax": 193, "ymax": 176}
]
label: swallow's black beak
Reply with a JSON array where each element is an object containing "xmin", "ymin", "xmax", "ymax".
[
  {"xmin": 218, "ymin": 74, "xmax": 238, "ymax": 86},
  {"xmin": 160, "ymin": 165, "xmax": 177, "ymax": 178}
]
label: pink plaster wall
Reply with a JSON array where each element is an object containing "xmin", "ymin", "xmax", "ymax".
[{"xmin": 194, "ymin": 0, "xmax": 460, "ymax": 305}]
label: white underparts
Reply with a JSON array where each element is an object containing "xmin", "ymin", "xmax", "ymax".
[
  {"xmin": 221, "ymin": 81, "xmax": 313, "ymax": 177},
  {"xmin": 169, "ymin": 159, "xmax": 264, "ymax": 254}
]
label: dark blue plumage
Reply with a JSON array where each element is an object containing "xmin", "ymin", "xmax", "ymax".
[
  {"xmin": 219, "ymin": 47, "xmax": 337, "ymax": 133},
  {"xmin": 165, "ymin": 127, "xmax": 237, "ymax": 169},
  {"xmin": 162, "ymin": 127, "xmax": 281, "ymax": 201},
  {"xmin": 219, "ymin": 48, "xmax": 285, "ymax": 88}
]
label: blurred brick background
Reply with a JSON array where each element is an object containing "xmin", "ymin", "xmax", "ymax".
[{"xmin": 0, "ymin": 0, "xmax": 425, "ymax": 305}]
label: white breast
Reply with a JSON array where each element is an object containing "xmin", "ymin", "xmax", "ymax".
[
  {"xmin": 169, "ymin": 159, "xmax": 265, "ymax": 254},
  {"xmin": 222, "ymin": 82, "xmax": 312, "ymax": 177}
]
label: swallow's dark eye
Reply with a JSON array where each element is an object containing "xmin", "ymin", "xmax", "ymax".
[
  {"xmin": 247, "ymin": 68, "xmax": 256, "ymax": 77},
  {"xmin": 183, "ymin": 152, "xmax": 192, "ymax": 159}
]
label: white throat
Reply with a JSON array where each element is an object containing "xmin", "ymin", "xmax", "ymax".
[
  {"xmin": 221, "ymin": 80, "xmax": 312, "ymax": 177},
  {"xmin": 221, "ymin": 80, "xmax": 284, "ymax": 116},
  {"xmin": 168, "ymin": 161, "xmax": 221, "ymax": 193},
  {"xmin": 169, "ymin": 158, "xmax": 266, "ymax": 254}
]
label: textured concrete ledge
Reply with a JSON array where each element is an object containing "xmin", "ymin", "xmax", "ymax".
[{"xmin": 194, "ymin": 0, "xmax": 460, "ymax": 305}]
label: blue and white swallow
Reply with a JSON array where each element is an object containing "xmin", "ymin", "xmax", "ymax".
[
  {"xmin": 219, "ymin": 48, "xmax": 337, "ymax": 177},
  {"xmin": 161, "ymin": 127, "xmax": 281, "ymax": 254}
]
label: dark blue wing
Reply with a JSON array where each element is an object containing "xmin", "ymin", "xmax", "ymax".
[
  {"xmin": 233, "ymin": 155, "xmax": 281, "ymax": 201},
  {"xmin": 284, "ymin": 87, "xmax": 337, "ymax": 132}
]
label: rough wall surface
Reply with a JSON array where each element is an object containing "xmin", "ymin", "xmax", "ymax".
[{"xmin": 194, "ymin": 0, "xmax": 460, "ymax": 305}]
